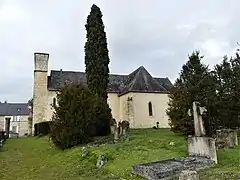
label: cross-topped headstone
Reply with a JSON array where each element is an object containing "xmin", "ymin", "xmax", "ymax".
[{"xmin": 188, "ymin": 101, "xmax": 206, "ymax": 136}]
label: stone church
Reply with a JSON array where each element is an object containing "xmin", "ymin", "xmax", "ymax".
[{"xmin": 33, "ymin": 52, "xmax": 173, "ymax": 130}]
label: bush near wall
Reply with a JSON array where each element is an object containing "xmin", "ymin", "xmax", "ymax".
[
  {"xmin": 34, "ymin": 121, "xmax": 52, "ymax": 136},
  {"xmin": 50, "ymin": 84, "xmax": 94, "ymax": 149}
]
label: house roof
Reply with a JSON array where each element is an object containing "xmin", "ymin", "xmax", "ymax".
[
  {"xmin": 0, "ymin": 103, "xmax": 29, "ymax": 116},
  {"xmin": 47, "ymin": 66, "xmax": 173, "ymax": 95}
]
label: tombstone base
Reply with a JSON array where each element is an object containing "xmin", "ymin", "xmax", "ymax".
[
  {"xmin": 179, "ymin": 170, "xmax": 199, "ymax": 180},
  {"xmin": 188, "ymin": 136, "xmax": 217, "ymax": 164}
]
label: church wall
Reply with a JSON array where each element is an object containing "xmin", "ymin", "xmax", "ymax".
[
  {"xmin": 132, "ymin": 92, "xmax": 170, "ymax": 128},
  {"xmin": 41, "ymin": 90, "xmax": 170, "ymax": 129},
  {"xmin": 0, "ymin": 116, "xmax": 5, "ymax": 131},
  {"xmin": 119, "ymin": 93, "xmax": 135, "ymax": 127},
  {"xmin": 46, "ymin": 90, "xmax": 57, "ymax": 121},
  {"xmin": 46, "ymin": 91, "xmax": 121, "ymax": 122},
  {"xmin": 107, "ymin": 93, "xmax": 120, "ymax": 121}
]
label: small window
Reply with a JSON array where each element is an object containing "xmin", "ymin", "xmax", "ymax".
[
  {"xmin": 53, "ymin": 98, "xmax": 56, "ymax": 107},
  {"xmin": 148, "ymin": 102, "xmax": 153, "ymax": 116},
  {"xmin": 16, "ymin": 116, "xmax": 20, "ymax": 122}
]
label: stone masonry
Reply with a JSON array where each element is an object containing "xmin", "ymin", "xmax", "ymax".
[{"xmin": 32, "ymin": 53, "xmax": 49, "ymax": 133}]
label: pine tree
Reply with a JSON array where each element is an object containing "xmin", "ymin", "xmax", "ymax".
[
  {"xmin": 213, "ymin": 54, "xmax": 240, "ymax": 129},
  {"xmin": 167, "ymin": 51, "xmax": 215, "ymax": 135},
  {"xmin": 167, "ymin": 79, "xmax": 194, "ymax": 135},
  {"xmin": 85, "ymin": 4, "xmax": 110, "ymax": 102}
]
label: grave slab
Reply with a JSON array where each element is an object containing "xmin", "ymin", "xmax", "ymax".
[{"xmin": 132, "ymin": 156, "xmax": 214, "ymax": 180}]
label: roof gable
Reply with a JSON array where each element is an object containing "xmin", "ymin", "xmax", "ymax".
[{"xmin": 120, "ymin": 66, "xmax": 167, "ymax": 95}]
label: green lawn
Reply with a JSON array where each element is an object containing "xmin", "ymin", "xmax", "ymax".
[{"xmin": 0, "ymin": 129, "xmax": 239, "ymax": 180}]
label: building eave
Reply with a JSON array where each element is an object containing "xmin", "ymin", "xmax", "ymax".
[{"xmin": 118, "ymin": 90, "xmax": 170, "ymax": 97}]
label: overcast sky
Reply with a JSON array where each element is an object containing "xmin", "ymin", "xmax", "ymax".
[{"xmin": 0, "ymin": 0, "xmax": 239, "ymax": 102}]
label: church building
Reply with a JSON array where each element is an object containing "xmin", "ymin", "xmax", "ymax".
[{"xmin": 33, "ymin": 53, "xmax": 173, "ymax": 130}]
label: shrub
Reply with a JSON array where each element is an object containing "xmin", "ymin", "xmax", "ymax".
[
  {"xmin": 50, "ymin": 83, "xmax": 96, "ymax": 149},
  {"xmin": 34, "ymin": 121, "xmax": 52, "ymax": 136}
]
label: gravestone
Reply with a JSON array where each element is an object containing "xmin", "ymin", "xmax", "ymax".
[
  {"xmin": 118, "ymin": 121, "xmax": 123, "ymax": 136},
  {"xmin": 121, "ymin": 120, "xmax": 130, "ymax": 138},
  {"xmin": 96, "ymin": 154, "xmax": 108, "ymax": 168},
  {"xmin": 113, "ymin": 124, "xmax": 119, "ymax": 143},
  {"xmin": 132, "ymin": 156, "xmax": 213, "ymax": 180},
  {"xmin": 215, "ymin": 129, "xmax": 238, "ymax": 149},
  {"xmin": 82, "ymin": 147, "xmax": 88, "ymax": 157},
  {"xmin": 188, "ymin": 101, "xmax": 217, "ymax": 163},
  {"xmin": 188, "ymin": 102, "xmax": 206, "ymax": 136},
  {"xmin": 110, "ymin": 118, "xmax": 117, "ymax": 135}
]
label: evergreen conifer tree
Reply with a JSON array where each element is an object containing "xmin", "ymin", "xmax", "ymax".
[
  {"xmin": 167, "ymin": 51, "xmax": 214, "ymax": 135},
  {"xmin": 213, "ymin": 54, "xmax": 240, "ymax": 129},
  {"xmin": 84, "ymin": 4, "xmax": 110, "ymax": 102},
  {"xmin": 84, "ymin": 4, "xmax": 112, "ymax": 135}
]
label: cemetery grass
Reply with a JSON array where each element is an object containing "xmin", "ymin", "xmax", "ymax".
[{"xmin": 0, "ymin": 129, "xmax": 239, "ymax": 180}]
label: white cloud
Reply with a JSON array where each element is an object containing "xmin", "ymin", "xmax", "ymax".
[
  {"xmin": 0, "ymin": 2, "xmax": 27, "ymax": 22},
  {"xmin": 198, "ymin": 39, "xmax": 230, "ymax": 58}
]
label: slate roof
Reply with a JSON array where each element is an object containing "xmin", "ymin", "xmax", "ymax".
[
  {"xmin": 0, "ymin": 103, "xmax": 29, "ymax": 116},
  {"xmin": 47, "ymin": 66, "xmax": 173, "ymax": 95}
]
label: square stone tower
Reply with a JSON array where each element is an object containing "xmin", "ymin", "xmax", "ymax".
[{"xmin": 32, "ymin": 52, "xmax": 49, "ymax": 133}]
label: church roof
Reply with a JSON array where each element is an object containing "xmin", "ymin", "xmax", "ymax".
[
  {"xmin": 120, "ymin": 66, "xmax": 167, "ymax": 95},
  {"xmin": 47, "ymin": 66, "xmax": 173, "ymax": 95}
]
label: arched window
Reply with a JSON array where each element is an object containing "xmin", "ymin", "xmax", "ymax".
[
  {"xmin": 148, "ymin": 102, "xmax": 153, "ymax": 116},
  {"xmin": 53, "ymin": 98, "xmax": 56, "ymax": 107}
]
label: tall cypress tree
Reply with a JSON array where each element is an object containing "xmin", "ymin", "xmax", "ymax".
[
  {"xmin": 84, "ymin": 4, "xmax": 112, "ymax": 136},
  {"xmin": 85, "ymin": 4, "xmax": 110, "ymax": 102}
]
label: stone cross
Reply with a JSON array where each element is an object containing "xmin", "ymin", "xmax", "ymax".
[{"xmin": 188, "ymin": 101, "xmax": 206, "ymax": 137}]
